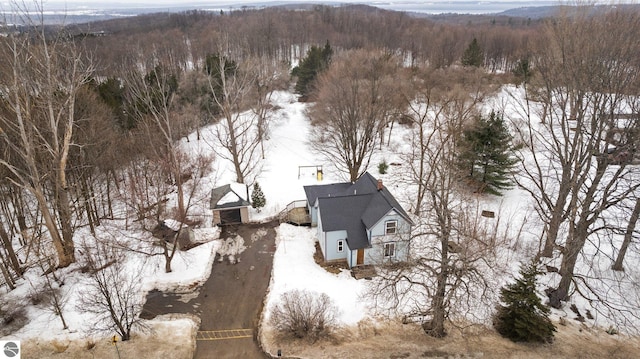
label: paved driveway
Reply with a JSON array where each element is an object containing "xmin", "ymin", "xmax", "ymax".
[
  {"xmin": 194, "ymin": 221, "xmax": 277, "ymax": 358},
  {"xmin": 140, "ymin": 220, "xmax": 278, "ymax": 359}
]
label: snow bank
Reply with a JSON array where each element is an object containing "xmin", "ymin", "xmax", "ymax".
[{"xmin": 264, "ymin": 224, "xmax": 369, "ymax": 326}]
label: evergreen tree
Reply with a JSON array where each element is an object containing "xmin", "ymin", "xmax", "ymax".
[
  {"xmin": 494, "ymin": 261, "xmax": 556, "ymax": 343},
  {"xmin": 457, "ymin": 111, "xmax": 519, "ymax": 195},
  {"xmin": 251, "ymin": 182, "xmax": 266, "ymax": 212},
  {"xmin": 461, "ymin": 37, "xmax": 484, "ymax": 67},
  {"xmin": 144, "ymin": 65, "xmax": 179, "ymax": 107},
  {"xmin": 95, "ymin": 77, "xmax": 132, "ymax": 130},
  {"xmin": 125, "ymin": 65, "xmax": 179, "ymax": 130},
  {"xmin": 291, "ymin": 41, "xmax": 332, "ymax": 99},
  {"xmin": 203, "ymin": 53, "xmax": 238, "ymax": 116},
  {"xmin": 512, "ymin": 57, "xmax": 533, "ymax": 84}
]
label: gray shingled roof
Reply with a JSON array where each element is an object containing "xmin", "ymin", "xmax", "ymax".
[
  {"xmin": 210, "ymin": 184, "xmax": 251, "ymax": 209},
  {"xmin": 306, "ymin": 172, "xmax": 413, "ymax": 250},
  {"xmin": 318, "ymin": 194, "xmax": 373, "ymax": 250},
  {"xmin": 303, "ymin": 182, "xmax": 352, "ymax": 206}
]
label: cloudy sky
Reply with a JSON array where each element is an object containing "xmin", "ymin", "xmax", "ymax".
[{"xmin": 2, "ymin": 0, "xmax": 633, "ymax": 15}]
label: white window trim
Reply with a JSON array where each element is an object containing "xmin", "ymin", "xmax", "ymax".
[
  {"xmin": 385, "ymin": 220, "xmax": 398, "ymax": 235},
  {"xmin": 384, "ymin": 242, "xmax": 396, "ymax": 258},
  {"xmin": 337, "ymin": 239, "xmax": 344, "ymax": 253}
]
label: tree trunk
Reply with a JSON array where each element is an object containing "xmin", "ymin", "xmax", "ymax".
[
  {"xmin": 349, "ymin": 167, "xmax": 359, "ymax": 183},
  {"xmin": 89, "ymin": 173, "xmax": 101, "ymax": 226},
  {"xmin": 79, "ymin": 173, "xmax": 96, "ymax": 235},
  {"xmin": 612, "ymin": 198, "xmax": 640, "ymax": 271},
  {"xmin": 9, "ymin": 189, "xmax": 28, "ymax": 247},
  {"xmin": 164, "ymin": 242, "xmax": 174, "ymax": 273},
  {"xmin": 225, "ymin": 114, "xmax": 246, "ymax": 184},
  {"xmin": 0, "ymin": 221, "xmax": 22, "ymax": 276},
  {"xmin": 105, "ymin": 175, "xmax": 114, "ymax": 218},
  {"xmin": 541, "ymin": 181, "xmax": 572, "ymax": 258},
  {"xmin": 547, "ymin": 169, "xmax": 598, "ymax": 309},
  {"xmin": 547, "ymin": 227, "xmax": 586, "ymax": 308},
  {"xmin": 426, "ymin": 230, "xmax": 449, "ymax": 338},
  {"xmin": 542, "ymin": 210, "xmax": 563, "ymax": 257},
  {"xmin": 174, "ymin": 153, "xmax": 186, "ymax": 220},
  {"xmin": 0, "ymin": 257, "xmax": 15, "ymax": 290},
  {"xmin": 413, "ymin": 124, "xmax": 427, "ymax": 216},
  {"xmin": 33, "ymin": 188, "xmax": 74, "ymax": 267},
  {"xmin": 56, "ymin": 186, "xmax": 76, "ymax": 266}
]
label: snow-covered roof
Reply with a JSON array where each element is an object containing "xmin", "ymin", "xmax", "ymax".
[
  {"xmin": 163, "ymin": 219, "xmax": 183, "ymax": 231},
  {"xmin": 210, "ymin": 183, "xmax": 251, "ymax": 209}
]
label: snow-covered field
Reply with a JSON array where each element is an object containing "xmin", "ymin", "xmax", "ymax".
[
  {"xmin": 265, "ymin": 224, "xmax": 369, "ymax": 325},
  {"xmin": 2, "ymin": 86, "xmax": 640, "ymax": 357}
]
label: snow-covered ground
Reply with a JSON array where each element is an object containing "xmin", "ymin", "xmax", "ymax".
[
  {"xmin": 252, "ymin": 88, "xmax": 640, "ymax": 336},
  {"xmin": 0, "ymin": 220, "xmax": 220, "ymax": 336},
  {"xmin": 264, "ymin": 224, "xmax": 369, "ymax": 325}
]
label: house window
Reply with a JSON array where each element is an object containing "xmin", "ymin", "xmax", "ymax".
[
  {"xmin": 337, "ymin": 240, "xmax": 344, "ymax": 252},
  {"xmin": 385, "ymin": 220, "xmax": 397, "ymax": 235},
  {"xmin": 384, "ymin": 242, "xmax": 396, "ymax": 258}
]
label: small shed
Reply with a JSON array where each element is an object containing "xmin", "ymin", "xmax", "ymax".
[
  {"xmin": 210, "ymin": 183, "xmax": 251, "ymax": 225},
  {"xmin": 151, "ymin": 219, "xmax": 196, "ymax": 250}
]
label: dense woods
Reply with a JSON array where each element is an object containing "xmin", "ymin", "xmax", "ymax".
[
  {"xmin": 72, "ymin": 5, "xmax": 541, "ymax": 78},
  {"xmin": 1, "ymin": 2, "xmax": 640, "ymax": 345}
]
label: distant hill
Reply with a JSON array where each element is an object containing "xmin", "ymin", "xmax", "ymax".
[
  {"xmin": 4, "ymin": 2, "xmax": 640, "ymax": 26},
  {"xmin": 498, "ymin": 3, "xmax": 640, "ymax": 19}
]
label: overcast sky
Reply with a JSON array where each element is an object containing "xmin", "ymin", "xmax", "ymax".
[
  {"xmin": 2, "ymin": 0, "xmax": 633, "ymax": 15},
  {"xmin": 4, "ymin": 0, "xmax": 568, "ymax": 7}
]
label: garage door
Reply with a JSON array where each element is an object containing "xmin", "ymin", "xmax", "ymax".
[{"xmin": 219, "ymin": 208, "xmax": 242, "ymax": 224}]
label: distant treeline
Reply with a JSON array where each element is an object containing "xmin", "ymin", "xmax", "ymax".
[{"xmin": 64, "ymin": 5, "xmax": 547, "ymax": 76}]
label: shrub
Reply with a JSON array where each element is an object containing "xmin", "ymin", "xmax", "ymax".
[
  {"xmin": 270, "ymin": 290, "xmax": 338, "ymax": 342},
  {"xmin": 28, "ymin": 287, "xmax": 50, "ymax": 306},
  {"xmin": 0, "ymin": 303, "xmax": 27, "ymax": 337},
  {"xmin": 378, "ymin": 160, "xmax": 389, "ymax": 174}
]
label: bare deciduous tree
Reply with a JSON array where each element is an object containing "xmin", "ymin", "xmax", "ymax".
[
  {"xmin": 612, "ymin": 197, "xmax": 640, "ymax": 271},
  {"xmin": 247, "ymin": 56, "xmax": 289, "ymax": 159},
  {"xmin": 510, "ymin": 8, "xmax": 640, "ymax": 307},
  {"xmin": 77, "ymin": 240, "xmax": 147, "ymax": 341},
  {"xmin": 123, "ymin": 51, "xmax": 214, "ymax": 273},
  {"xmin": 203, "ymin": 52, "xmax": 267, "ymax": 184},
  {"xmin": 309, "ymin": 49, "xmax": 406, "ymax": 182},
  {"xmin": 120, "ymin": 147, "xmax": 213, "ymax": 273},
  {"xmin": 370, "ymin": 67, "xmax": 505, "ymax": 338},
  {"xmin": 0, "ymin": 8, "xmax": 94, "ymax": 267},
  {"xmin": 126, "ymin": 61, "xmax": 191, "ymax": 218}
]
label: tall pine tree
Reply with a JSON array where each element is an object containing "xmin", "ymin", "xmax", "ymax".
[
  {"xmin": 512, "ymin": 57, "xmax": 533, "ymax": 84},
  {"xmin": 203, "ymin": 53, "xmax": 238, "ymax": 116},
  {"xmin": 457, "ymin": 111, "xmax": 518, "ymax": 195},
  {"xmin": 494, "ymin": 261, "xmax": 556, "ymax": 343},
  {"xmin": 251, "ymin": 182, "xmax": 266, "ymax": 212},
  {"xmin": 291, "ymin": 41, "xmax": 332, "ymax": 99},
  {"xmin": 461, "ymin": 37, "xmax": 484, "ymax": 67}
]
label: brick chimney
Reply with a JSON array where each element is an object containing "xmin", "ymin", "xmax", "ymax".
[{"xmin": 377, "ymin": 179, "xmax": 383, "ymax": 191}]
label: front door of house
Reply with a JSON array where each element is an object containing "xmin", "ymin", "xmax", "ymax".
[{"xmin": 356, "ymin": 249, "xmax": 364, "ymax": 265}]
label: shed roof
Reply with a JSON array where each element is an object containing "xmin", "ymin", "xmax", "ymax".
[{"xmin": 210, "ymin": 184, "xmax": 251, "ymax": 209}]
